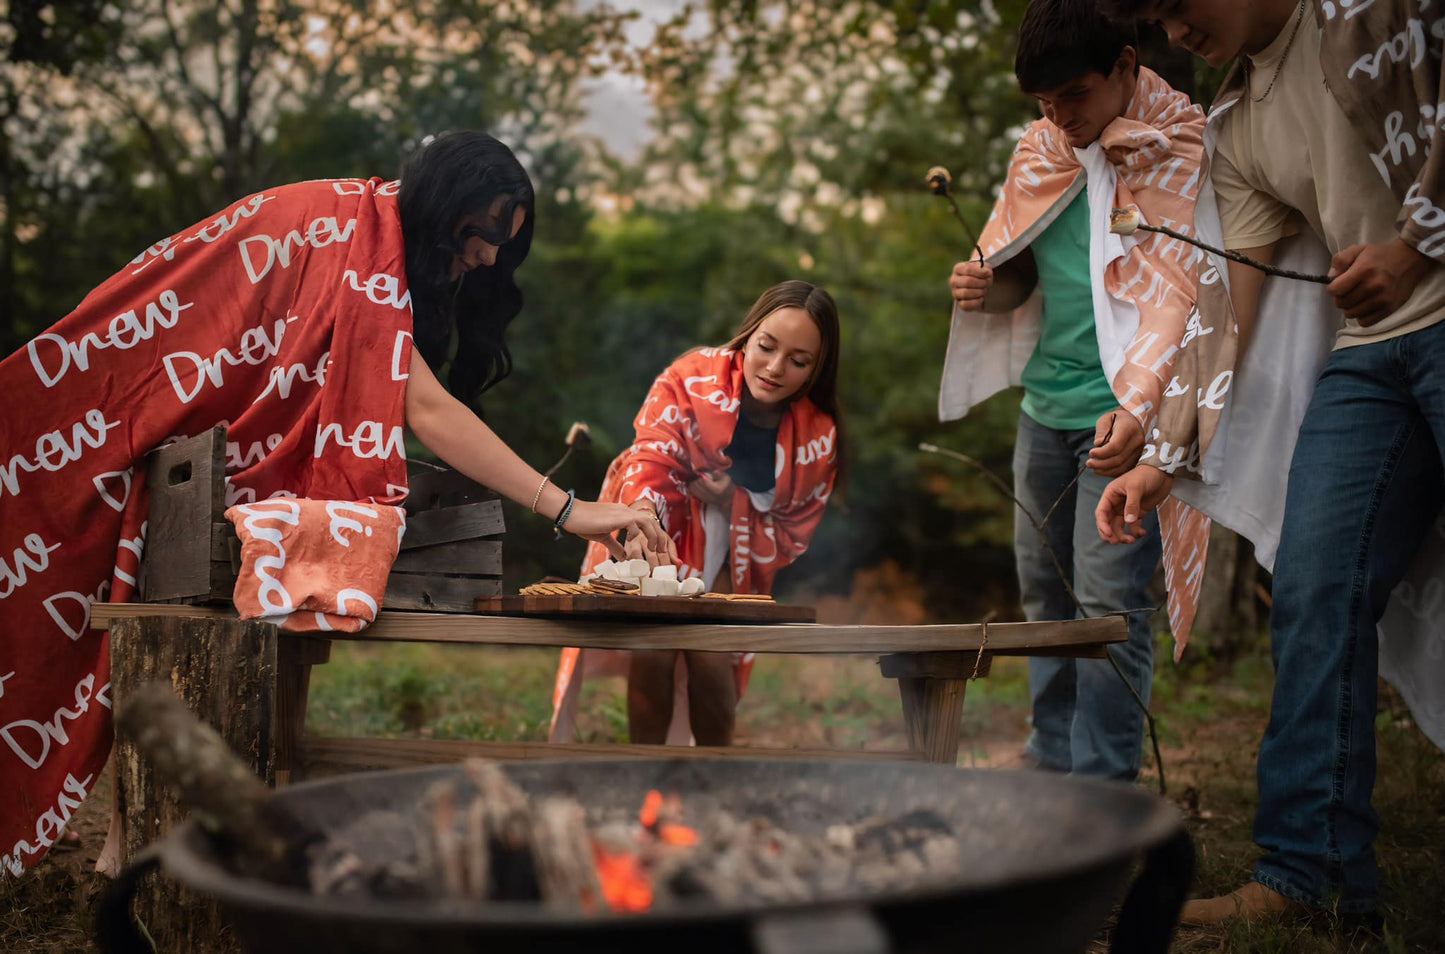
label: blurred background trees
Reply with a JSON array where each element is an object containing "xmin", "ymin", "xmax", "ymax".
[{"xmin": 0, "ymin": 0, "xmax": 1255, "ymax": 639}]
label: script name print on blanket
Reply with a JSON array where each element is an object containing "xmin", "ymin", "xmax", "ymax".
[
  {"xmin": 0, "ymin": 178, "xmax": 413, "ymax": 876},
  {"xmin": 1156, "ymin": 0, "xmax": 1445, "ymax": 750},
  {"xmin": 550, "ymin": 347, "xmax": 839, "ymax": 744},
  {"xmin": 940, "ymin": 68, "xmax": 1227, "ymax": 656}
]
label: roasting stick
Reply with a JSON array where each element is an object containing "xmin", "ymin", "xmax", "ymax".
[
  {"xmin": 926, "ymin": 166, "xmax": 986, "ymax": 265},
  {"xmin": 1109, "ymin": 207, "xmax": 1330, "ymax": 284}
]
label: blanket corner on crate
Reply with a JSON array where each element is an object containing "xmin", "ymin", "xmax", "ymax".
[{"xmin": 141, "ymin": 433, "xmax": 505, "ymax": 618}]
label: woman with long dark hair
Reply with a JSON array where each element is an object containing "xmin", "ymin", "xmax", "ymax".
[
  {"xmin": 550, "ymin": 280, "xmax": 845, "ymax": 747},
  {"xmin": 0, "ymin": 130, "xmax": 669, "ymax": 878}
]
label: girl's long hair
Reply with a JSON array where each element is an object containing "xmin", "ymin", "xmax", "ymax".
[
  {"xmin": 724, "ymin": 280, "xmax": 847, "ymax": 486},
  {"xmin": 399, "ymin": 131, "xmax": 534, "ymax": 405}
]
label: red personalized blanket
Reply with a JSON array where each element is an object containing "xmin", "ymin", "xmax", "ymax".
[
  {"xmin": 0, "ymin": 177, "xmax": 413, "ymax": 876},
  {"xmin": 584, "ymin": 346, "xmax": 837, "ymax": 594},
  {"xmin": 550, "ymin": 346, "xmax": 838, "ymax": 743}
]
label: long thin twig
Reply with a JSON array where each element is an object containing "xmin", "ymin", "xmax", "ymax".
[
  {"xmin": 927, "ymin": 169, "xmax": 985, "ymax": 265},
  {"xmin": 1133, "ymin": 220, "xmax": 1330, "ymax": 284},
  {"xmin": 919, "ymin": 441, "xmax": 1169, "ymax": 796}
]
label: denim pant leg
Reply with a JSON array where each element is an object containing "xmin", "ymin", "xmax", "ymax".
[
  {"xmin": 1069, "ymin": 468, "xmax": 1161, "ymax": 781},
  {"xmin": 1254, "ymin": 331, "xmax": 1445, "ymax": 913},
  {"xmin": 1014, "ymin": 413, "xmax": 1083, "ymax": 771}
]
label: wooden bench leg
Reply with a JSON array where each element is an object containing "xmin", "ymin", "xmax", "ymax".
[
  {"xmin": 275, "ymin": 637, "xmax": 331, "ymax": 786},
  {"xmin": 897, "ymin": 677, "xmax": 968, "ymax": 764},
  {"xmin": 882, "ymin": 652, "xmax": 994, "ymax": 765}
]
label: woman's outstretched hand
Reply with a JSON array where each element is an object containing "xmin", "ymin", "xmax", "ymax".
[{"xmin": 566, "ymin": 499, "xmax": 677, "ymax": 564}]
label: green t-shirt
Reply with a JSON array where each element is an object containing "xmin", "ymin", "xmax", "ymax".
[{"xmin": 1018, "ymin": 187, "xmax": 1119, "ymax": 431}]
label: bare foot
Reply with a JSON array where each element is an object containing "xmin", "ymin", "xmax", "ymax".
[{"xmin": 94, "ymin": 804, "xmax": 122, "ymax": 877}]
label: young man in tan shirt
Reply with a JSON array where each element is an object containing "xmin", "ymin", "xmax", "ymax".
[{"xmin": 1098, "ymin": 0, "xmax": 1445, "ymax": 927}]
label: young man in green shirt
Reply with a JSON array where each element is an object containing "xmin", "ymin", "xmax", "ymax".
[{"xmin": 944, "ymin": 0, "xmax": 1206, "ymax": 779}]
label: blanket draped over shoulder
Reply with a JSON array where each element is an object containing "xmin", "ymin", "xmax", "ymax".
[
  {"xmin": 940, "ymin": 68, "xmax": 1230, "ymax": 655},
  {"xmin": 550, "ymin": 347, "xmax": 838, "ymax": 742},
  {"xmin": 1148, "ymin": 0, "xmax": 1445, "ymax": 748},
  {"xmin": 0, "ymin": 178, "xmax": 413, "ymax": 876}
]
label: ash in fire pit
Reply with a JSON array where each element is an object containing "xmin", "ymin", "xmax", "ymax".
[
  {"xmin": 312, "ymin": 759, "xmax": 965, "ymax": 914},
  {"xmin": 117, "ymin": 685, "xmax": 969, "ymax": 917}
]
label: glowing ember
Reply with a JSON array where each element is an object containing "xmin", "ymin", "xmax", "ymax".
[
  {"xmin": 639, "ymin": 790, "xmax": 664, "ymax": 829},
  {"xmin": 658, "ymin": 824, "xmax": 698, "ymax": 847},
  {"xmin": 586, "ymin": 790, "xmax": 703, "ymax": 911},
  {"xmin": 592, "ymin": 843, "xmax": 653, "ymax": 912}
]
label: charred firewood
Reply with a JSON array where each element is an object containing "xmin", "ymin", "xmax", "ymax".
[
  {"xmin": 115, "ymin": 682, "xmax": 327, "ymax": 887},
  {"xmin": 530, "ymin": 797, "xmax": 605, "ymax": 911}
]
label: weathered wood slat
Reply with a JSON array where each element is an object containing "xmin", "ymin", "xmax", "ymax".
[
  {"xmin": 392, "ymin": 539, "xmax": 502, "ymax": 575},
  {"xmin": 401, "ymin": 499, "xmax": 505, "ymax": 549},
  {"xmin": 300, "ymin": 735, "xmax": 918, "ymax": 776},
  {"xmin": 140, "ymin": 427, "xmax": 228, "ymax": 602},
  {"xmin": 473, "ymin": 593, "xmax": 816, "ymax": 623},
  {"xmin": 878, "ymin": 652, "xmax": 995, "ymax": 680},
  {"xmin": 384, "ymin": 573, "xmax": 503, "ymax": 612},
  {"xmin": 403, "ymin": 465, "xmax": 500, "ymax": 514},
  {"xmin": 92, "ymin": 604, "xmax": 1125, "ymax": 654},
  {"xmin": 215, "ymin": 531, "xmax": 503, "ymax": 574}
]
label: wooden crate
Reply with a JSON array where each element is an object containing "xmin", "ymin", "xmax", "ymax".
[{"xmin": 139, "ymin": 427, "xmax": 504, "ymax": 611}]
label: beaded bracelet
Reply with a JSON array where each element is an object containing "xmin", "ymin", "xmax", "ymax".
[
  {"xmin": 552, "ymin": 489, "xmax": 576, "ymax": 538},
  {"xmin": 529, "ymin": 475, "xmax": 550, "ymax": 513}
]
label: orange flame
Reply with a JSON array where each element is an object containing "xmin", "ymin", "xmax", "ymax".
[
  {"xmin": 592, "ymin": 843, "xmax": 653, "ymax": 912},
  {"xmin": 658, "ymin": 824, "xmax": 698, "ymax": 846},
  {"xmin": 639, "ymin": 790, "xmax": 664, "ymax": 829},
  {"xmin": 589, "ymin": 790, "xmax": 700, "ymax": 912}
]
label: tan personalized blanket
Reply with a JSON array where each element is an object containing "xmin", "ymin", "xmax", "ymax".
[{"xmin": 940, "ymin": 68, "xmax": 1234, "ymax": 652}]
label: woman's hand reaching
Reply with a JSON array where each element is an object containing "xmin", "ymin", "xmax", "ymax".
[
  {"xmin": 619, "ymin": 502, "xmax": 677, "ymax": 567},
  {"xmin": 688, "ymin": 471, "xmax": 735, "ymax": 508},
  {"xmin": 566, "ymin": 499, "xmax": 677, "ymax": 564}
]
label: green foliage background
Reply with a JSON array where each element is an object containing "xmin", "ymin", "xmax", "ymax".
[{"xmin": 0, "ymin": 0, "xmax": 1218, "ymax": 620}]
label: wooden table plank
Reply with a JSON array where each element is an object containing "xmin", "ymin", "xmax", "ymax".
[
  {"xmin": 90, "ymin": 603, "xmax": 1125, "ymax": 654},
  {"xmin": 474, "ymin": 593, "xmax": 817, "ymax": 623},
  {"xmin": 301, "ymin": 735, "xmax": 919, "ymax": 777}
]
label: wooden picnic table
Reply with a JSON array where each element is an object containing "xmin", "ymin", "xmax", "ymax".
[{"xmin": 93, "ymin": 602, "xmax": 1124, "ymax": 774}]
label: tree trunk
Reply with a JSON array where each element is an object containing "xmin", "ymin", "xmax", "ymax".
[{"xmin": 109, "ymin": 614, "xmax": 282, "ymax": 954}]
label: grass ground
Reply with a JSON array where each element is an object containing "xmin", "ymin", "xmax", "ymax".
[{"xmin": 6, "ymin": 635, "xmax": 1443, "ymax": 952}]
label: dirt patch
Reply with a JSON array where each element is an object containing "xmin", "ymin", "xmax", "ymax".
[{"xmin": 2, "ymin": 759, "xmax": 114, "ymax": 953}]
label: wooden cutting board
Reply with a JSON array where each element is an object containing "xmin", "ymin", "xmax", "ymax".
[{"xmin": 472, "ymin": 593, "xmax": 816, "ymax": 623}]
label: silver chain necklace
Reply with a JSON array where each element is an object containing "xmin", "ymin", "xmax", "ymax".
[{"xmin": 1246, "ymin": 0, "xmax": 1307, "ymax": 103}]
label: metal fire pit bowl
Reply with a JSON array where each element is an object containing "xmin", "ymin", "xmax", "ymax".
[{"xmin": 101, "ymin": 759, "xmax": 1192, "ymax": 954}]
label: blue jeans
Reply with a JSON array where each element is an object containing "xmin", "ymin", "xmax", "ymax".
[
  {"xmin": 1254, "ymin": 321, "xmax": 1445, "ymax": 913},
  {"xmin": 1014, "ymin": 411, "xmax": 1162, "ymax": 781}
]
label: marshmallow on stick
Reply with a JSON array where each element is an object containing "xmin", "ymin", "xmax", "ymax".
[{"xmin": 1108, "ymin": 206, "xmax": 1329, "ymax": 284}]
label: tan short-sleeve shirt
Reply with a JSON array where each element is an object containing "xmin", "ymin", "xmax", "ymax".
[{"xmin": 1213, "ymin": 10, "xmax": 1445, "ymax": 347}]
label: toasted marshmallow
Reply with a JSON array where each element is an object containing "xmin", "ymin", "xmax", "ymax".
[{"xmin": 1109, "ymin": 207, "xmax": 1142, "ymax": 236}]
